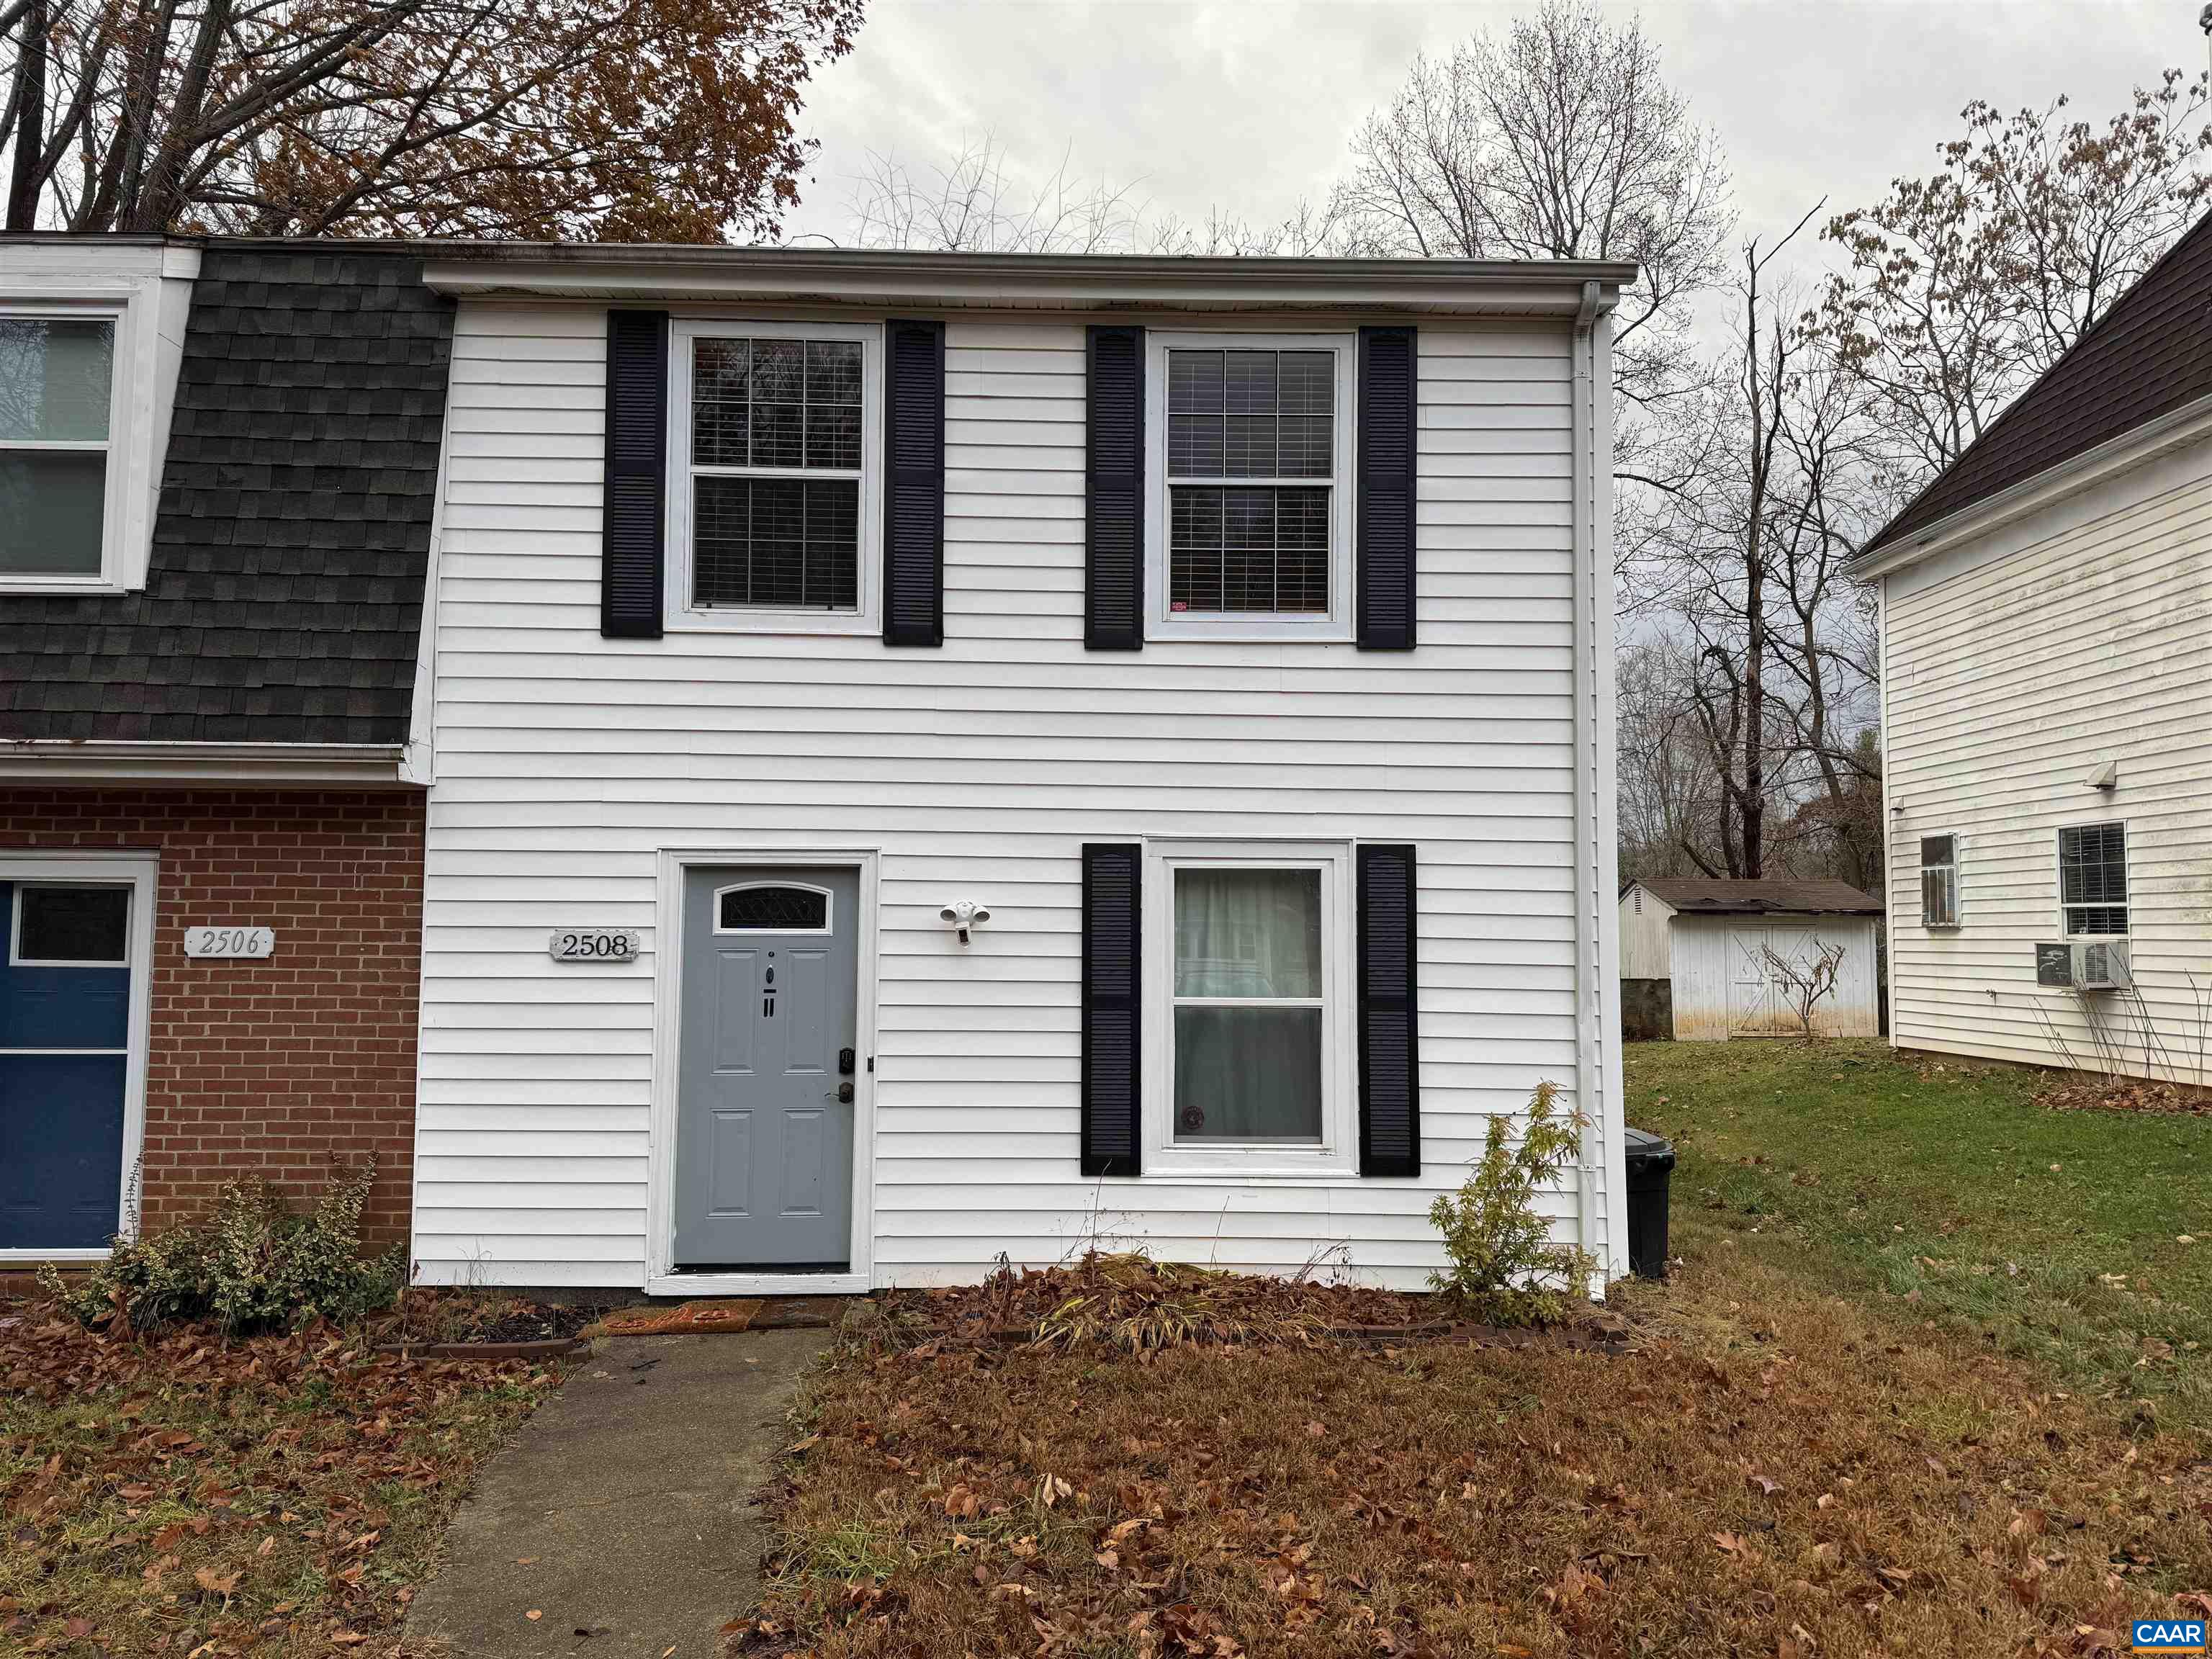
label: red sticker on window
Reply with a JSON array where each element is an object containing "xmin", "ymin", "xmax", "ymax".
[{"xmin": 1170, "ymin": 601, "xmax": 1188, "ymax": 612}]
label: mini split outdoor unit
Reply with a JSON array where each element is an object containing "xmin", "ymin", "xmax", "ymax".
[{"xmin": 2034, "ymin": 939, "xmax": 2132, "ymax": 992}]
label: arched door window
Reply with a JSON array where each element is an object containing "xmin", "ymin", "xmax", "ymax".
[{"xmin": 714, "ymin": 882, "xmax": 832, "ymax": 935}]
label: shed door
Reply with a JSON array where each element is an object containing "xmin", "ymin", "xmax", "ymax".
[
  {"xmin": 1728, "ymin": 925, "xmax": 1818, "ymax": 1038},
  {"xmin": 0, "ymin": 881, "xmax": 133, "ymax": 1249}
]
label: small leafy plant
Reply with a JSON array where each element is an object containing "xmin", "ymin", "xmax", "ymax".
[
  {"xmin": 41, "ymin": 1159, "xmax": 405, "ymax": 1337},
  {"xmin": 1428, "ymin": 1079, "xmax": 1598, "ymax": 1325}
]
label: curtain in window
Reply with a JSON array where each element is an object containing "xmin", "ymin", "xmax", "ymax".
[{"xmin": 1172, "ymin": 868, "xmax": 1322, "ymax": 1141}]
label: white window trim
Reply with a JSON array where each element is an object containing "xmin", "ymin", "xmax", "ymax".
[
  {"xmin": 9, "ymin": 881, "xmax": 134, "ymax": 967},
  {"xmin": 713, "ymin": 879, "xmax": 834, "ymax": 935},
  {"xmin": 1141, "ymin": 838, "xmax": 1357, "ymax": 1177},
  {"xmin": 663, "ymin": 317, "xmax": 883, "ymax": 636},
  {"xmin": 1143, "ymin": 331, "xmax": 1357, "ymax": 642},
  {"xmin": 2054, "ymin": 819, "xmax": 2130, "ymax": 940},
  {"xmin": 0, "ymin": 298, "xmax": 134, "ymax": 593},
  {"xmin": 1919, "ymin": 832, "xmax": 1961, "ymax": 930},
  {"xmin": 0, "ymin": 850, "xmax": 158, "ymax": 1264}
]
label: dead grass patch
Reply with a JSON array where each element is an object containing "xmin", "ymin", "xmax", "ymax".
[
  {"xmin": 743, "ymin": 1252, "xmax": 2211, "ymax": 1658},
  {"xmin": 1, "ymin": 1300, "xmax": 567, "ymax": 1655}
]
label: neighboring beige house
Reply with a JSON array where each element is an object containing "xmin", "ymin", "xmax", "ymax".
[
  {"xmin": 1849, "ymin": 211, "xmax": 2212, "ymax": 1084},
  {"xmin": 1619, "ymin": 879, "xmax": 1883, "ymax": 1041}
]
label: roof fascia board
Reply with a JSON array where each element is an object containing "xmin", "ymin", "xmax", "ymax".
[
  {"xmin": 1676, "ymin": 908, "xmax": 1880, "ymax": 919},
  {"xmin": 422, "ymin": 253, "xmax": 1634, "ymax": 315},
  {"xmin": 1849, "ymin": 390, "xmax": 2212, "ymax": 581},
  {"xmin": 0, "ymin": 740, "xmax": 412, "ymax": 787}
]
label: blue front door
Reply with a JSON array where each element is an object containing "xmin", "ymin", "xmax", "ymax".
[{"xmin": 0, "ymin": 880, "xmax": 133, "ymax": 1250}]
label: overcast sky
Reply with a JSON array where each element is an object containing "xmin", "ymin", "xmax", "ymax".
[{"xmin": 779, "ymin": 0, "xmax": 2211, "ymax": 255}]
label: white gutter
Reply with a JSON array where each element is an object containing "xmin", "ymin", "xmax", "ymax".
[
  {"xmin": 0, "ymin": 740, "xmax": 414, "ymax": 786},
  {"xmin": 1848, "ymin": 389, "xmax": 2212, "ymax": 581},
  {"xmin": 421, "ymin": 248, "xmax": 1637, "ymax": 317},
  {"xmin": 1569, "ymin": 279, "xmax": 1627, "ymax": 1286}
]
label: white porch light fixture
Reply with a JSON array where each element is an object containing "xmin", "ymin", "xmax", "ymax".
[{"xmin": 940, "ymin": 899, "xmax": 991, "ymax": 945}]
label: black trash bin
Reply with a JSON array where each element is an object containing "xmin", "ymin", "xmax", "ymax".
[{"xmin": 1622, "ymin": 1127, "xmax": 1676, "ymax": 1280}]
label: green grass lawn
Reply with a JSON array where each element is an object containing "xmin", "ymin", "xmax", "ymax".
[{"xmin": 1627, "ymin": 1038, "xmax": 2211, "ymax": 1440}]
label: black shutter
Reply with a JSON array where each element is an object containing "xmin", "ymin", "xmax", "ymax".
[
  {"xmin": 1085, "ymin": 325, "xmax": 1145, "ymax": 649},
  {"xmin": 882, "ymin": 318, "xmax": 946, "ymax": 646},
  {"xmin": 1356, "ymin": 325, "xmax": 1417, "ymax": 650},
  {"xmin": 1080, "ymin": 843, "xmax": 1142, "ymax": 1177},
  {"xmin": 1357, "ymin": 843, "xmax": 1421, "ymax": 1177},
  {"xmin": 602, "ymin": 310, "xmax": 669, "ymax": 639}
]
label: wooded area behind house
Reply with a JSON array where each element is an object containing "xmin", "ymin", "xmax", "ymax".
[
  {"xmin": 3, "ymin": 1, "xmax": 2207, "ymax": 892},
  {"xmin": 828, "ymin": 8, "xmax": 2212, "ymax": 896}
]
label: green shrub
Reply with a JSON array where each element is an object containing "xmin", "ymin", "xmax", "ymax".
[
  {"xmin": 1428, "ymin": 1079, "xmax": 1599, "ymax": 1325},
  {"xmin": 40, "ymin": 1160, "xmax": 405, "ymax": 1337}
]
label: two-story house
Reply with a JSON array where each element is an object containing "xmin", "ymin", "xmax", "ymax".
[
  {"xmin": 1852, "ymin": 210, "xmax": 2212, "ymax": 1084},
  {"xmin": 3, "ymin": 237, "xmax": 1633, "ymax": 1295},
  {"xmin": 0, "ymin": 237, "xmax": 448, "ymax": 1263},
  {"xmin": 400, "ymin": 246, "xmax": 1635, "ymax": 1295}
]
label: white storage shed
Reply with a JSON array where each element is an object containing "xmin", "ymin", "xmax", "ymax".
[{"xmin": 1619, "ymin": 879, "xmax": 1884, "ymax": 1040}]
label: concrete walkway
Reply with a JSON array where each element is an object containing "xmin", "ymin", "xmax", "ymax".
[{"xmin": 406, "ymin": 1328, "xmax": 830, "ymax": 1659}]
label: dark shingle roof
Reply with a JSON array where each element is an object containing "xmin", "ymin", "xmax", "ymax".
[
  {"xmin": 1633, "ymin": 879, "xmax": 1884, "ymax": 917},
  {"xmin": 0, "ymin": 246, "xmax": 453, "ymax": 744},
  {"xmin": 1860, "ymin": 209, "xmax": 2212, "ymax": 559}
]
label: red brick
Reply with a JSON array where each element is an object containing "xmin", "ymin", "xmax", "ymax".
[{"xmin": 1, "ymin": 789, "xmax": 423, "ymax": 1247}]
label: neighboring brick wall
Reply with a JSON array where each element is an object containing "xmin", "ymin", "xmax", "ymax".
[{"xmin": 1, "ymin": 789, "xmax": 424, "ymax": 1247}]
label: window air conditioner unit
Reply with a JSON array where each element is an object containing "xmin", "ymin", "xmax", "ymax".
[{"xmin": 2034, "ymin": 939, "xmax": 2131, "ymax": 992}]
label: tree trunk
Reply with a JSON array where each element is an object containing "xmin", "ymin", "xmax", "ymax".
[
  {"xmin": 1740, "ymin": 269, "xmax": 1768, "ymax": 880},
  {"xmin": 5, "ymin": 0, "xmax": 46, "ymax": 230}
]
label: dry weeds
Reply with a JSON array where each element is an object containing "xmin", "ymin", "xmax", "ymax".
[{"xmin": 742, "ymin": 1250, "xmax": 2211, "ymax": 1658}]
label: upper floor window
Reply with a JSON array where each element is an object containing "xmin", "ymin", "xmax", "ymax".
[
  {"xmin": 666, "ymin": 318, "xmax": 881, "ymax": 634},
  {"xmin": 1147, "ymin": 334, "xmax": 1356, "ymax": 641},
  {"xmin": 0, "ymin": 315, "xmax": 117, "ymax": 584},
  {"xmin": 2058, "ymin": 822, "xmax": 2128, "ymax": 936},
  {"xmin": 1919, "ymin": 834, "xmax": 1959, "ymax": 928}
]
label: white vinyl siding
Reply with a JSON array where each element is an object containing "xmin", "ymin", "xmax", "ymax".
[
  {"xmin": 414, "ymin": 305, "xmax": 1604, "ymax": 1288},
  {"xmin": 1881, "ymin": 433, "xmax": 2212, "ymax": 1082}
]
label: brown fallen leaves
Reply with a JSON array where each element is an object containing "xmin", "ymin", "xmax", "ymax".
[
  {"xmin": 739, "ymin": 1249, "xmax": 2212, "ymax": 1658},
  {"xmin": 2038, "ymin": 1076, "xmax": 2212, "ymax": 1118},
  {"xmin": 0, "ymin": 1300, "xmax": 567, "ymax": 1655}
]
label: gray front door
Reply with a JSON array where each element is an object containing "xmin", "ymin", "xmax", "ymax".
[{"xmin": 673, "ymin": 866, "xmax": 858, "ymax": 1268}]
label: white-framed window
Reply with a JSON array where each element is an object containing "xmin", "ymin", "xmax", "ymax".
[
  {"xmin": 1919, "ymin": 834, "xmax": 1959, "ymax": 929},
  {"xmin": 665, "ymin": 318, "xmax": 882, "ymax": 634},
  {"xmin": 1145, "ymin": 333, "xmax": 1357, "ymax": 642},
  {"xmin": 1142, "ymin": 840, "xmax": 1357, "ymax": 1176},
  {"xmin": 0, "ymin": 307, "xmax": 125, "ymax": 589},
  {"xmin": 2057, "ymin": 821, "xmax": 2128, "ymax": 937},
  {"xmin": 9, "ymin": 881, "xmax": 133, "ymax": 967}
]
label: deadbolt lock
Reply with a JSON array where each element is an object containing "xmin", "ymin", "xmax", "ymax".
[{"xmin": 838, "ymin": 1046, "xmax": 855, "ymax": 1076}]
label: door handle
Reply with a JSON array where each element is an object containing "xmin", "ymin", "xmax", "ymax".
[{"xmin": 830, "ymin": 1082, "xmax": 853, "ymax": 1105}]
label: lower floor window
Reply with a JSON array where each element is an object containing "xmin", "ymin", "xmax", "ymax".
[
  {"xmin": 1146, "ymin": 841, "xmax": 1355, "ymax": 1174},
  {"xmin": 2059, "ymin": 822, "xmax": 2128, "ymax": 936},
  {"xmin": 1172, "ymin": 866, "xmax": 1323, "ymax": 1141}
]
